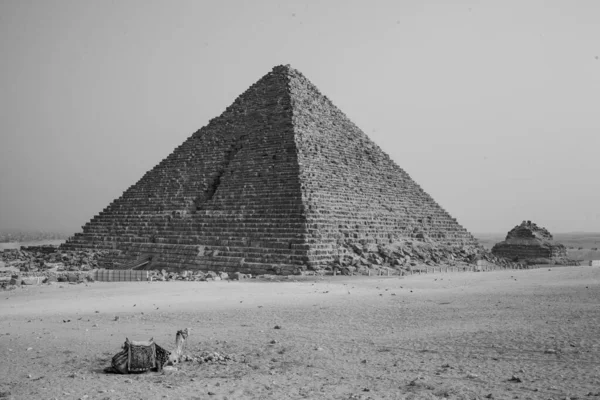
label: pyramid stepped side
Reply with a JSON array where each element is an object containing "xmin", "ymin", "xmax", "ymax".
[
  {"xmin": 287, "ymin": 68, "xmax": 477, "ymax": 266},
  {"xmin": 63, "ymin": 66, "xmax": 310, "ymax": 274},
  {"xmin": 491, "ymin": 221, "xmax": 567, "ymax": 260},
  {"xmin": 62, "ymin": 130, "xmax": 208, "ymax": 252}
]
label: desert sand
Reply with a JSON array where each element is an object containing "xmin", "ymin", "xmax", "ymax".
[{"xmin": 1, "ymin": 267, "xmax": 599, "ymax": 400}]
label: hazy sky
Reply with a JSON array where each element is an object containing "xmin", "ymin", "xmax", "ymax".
[{"xmin": 0, "ymin": 0, "xmax": 598, "ymax": 235}]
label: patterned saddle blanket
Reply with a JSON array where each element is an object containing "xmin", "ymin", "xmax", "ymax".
[{"xmin": 107, "ymin": 338, "xmax": 171, "ymax": 374}]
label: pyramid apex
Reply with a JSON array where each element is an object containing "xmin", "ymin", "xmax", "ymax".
[{"xmin": 272, "ymin": 64, "xmax": 294, "ymax": 73}]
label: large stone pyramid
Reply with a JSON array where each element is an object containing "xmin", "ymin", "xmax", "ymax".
[{"xmin": 62, "ymin": 65, "xmax": 477, "ymax": 274}]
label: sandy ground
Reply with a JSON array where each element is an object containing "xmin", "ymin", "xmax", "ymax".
[{"xmin": 1, "ymin": 267, "xmax": 600, "ymax": 400}]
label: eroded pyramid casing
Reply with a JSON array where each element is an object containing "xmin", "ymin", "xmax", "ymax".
[
  {"xmin": 62, "ymin": 65, "xmax": 477, "ymax": 274},
  {"xmin": 491, "ymin": 221, "xmax": 567, "ymax": 260}
]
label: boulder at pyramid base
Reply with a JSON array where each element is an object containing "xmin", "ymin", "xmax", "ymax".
[
  {"xmin": 491, "ymin": 220, "xmax": 569, "ymax": 264},
  {"xmin": 61, "ymin": 65, "xmax": 478, "ymax": 274}
]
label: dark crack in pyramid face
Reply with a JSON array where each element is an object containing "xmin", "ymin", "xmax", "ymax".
[{"xmin": 62, "ymin": 65, "xmax": 477, "ymax": 274}]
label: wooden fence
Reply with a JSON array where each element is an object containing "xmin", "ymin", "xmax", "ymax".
[{"xmin": 93, "ymin": 269, "xmax": 150, "ymax": 282}]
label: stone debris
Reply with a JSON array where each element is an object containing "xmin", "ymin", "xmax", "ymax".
[
  {"xmin": 327, "ymin": 239, "xmax": 522, "ymax": 275},
  {"xmin": 0, "ymin": 246, "xmax": 115, "ymax": 270},
  {"xmin": 0, "ymin": 238, "xmax": 526, "ymax": 290},
  {"xmin": 149, "ymin": 269, "xmax": 240, "ymax": 282},
  {"xmin": 0, "ymin": 246, "xmax": 115, "ymax": 289},
  {"xmin": 195, "ymin": 351, "xmax": 237, "ymax": 364}
]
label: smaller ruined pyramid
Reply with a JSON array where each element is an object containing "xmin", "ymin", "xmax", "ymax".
[
  {"xmin": 62, "ymin": 65, "xmax": 477, "ymax": 274},
  {"xmin": 492, "ymin": 220, "xmax": 567, "ymax": 261}
]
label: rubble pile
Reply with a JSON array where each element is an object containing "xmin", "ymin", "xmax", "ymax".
[
  {"xmin": 0, "ymin": 271, "xmax": 94, "ymax": 289},
  {"xmin": 194, "ymin": 351, "xmax": 238, "ymax": 365},
  {"xmin": 326, "ymin": 239, "xmax": 523, "ymax": 274},
  {"xmin": 0, "ymin": 246, "xmax": 111, "ymax": 289},
  {"xmin": 0, "ymin": 239, "xmax": 531, "ymax": 290},
  {"xmin": 0, "ymin": 246, "xmax": 116, "ymax": 272},
  {"xmin": 148, "ymin": 270, "xmax": 251, "ymax": 282}
]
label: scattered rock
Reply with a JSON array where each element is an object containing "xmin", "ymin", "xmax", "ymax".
[
  {"xmin": 195, "ymin": 351, "xmax": 236, "ymax": 364},
  {"xmin": 231, "ymin": 272, "xmax": 249, "ymax": 280},
  {"xmin": 21, "ymin": 277, "xmax": 44, "ymax": 285}
]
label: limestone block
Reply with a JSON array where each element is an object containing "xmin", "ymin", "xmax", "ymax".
[{"xmin": 21, "ymin": 277, "xmax": 43, "ymax": 285}]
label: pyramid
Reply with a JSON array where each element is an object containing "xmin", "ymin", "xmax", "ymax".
[
  {"xmin": 62, "ymin": 65, "xmax": 477, "ymax": 274},
  {"xmin": 492, "ymin": 220, "xmax": 567, "ymax": 261}
]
